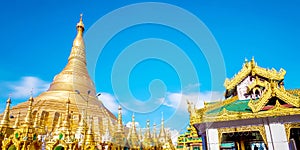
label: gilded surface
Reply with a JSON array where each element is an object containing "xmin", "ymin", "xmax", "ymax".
[
  {"xmin": 224, "ymin": 58, "xmax": 286, "ymax": 91},
  {"xmin": 6, "ymin": 14, "xmax": 116, "ymax": 136},
  {"xmin": 284, "ymin": 123, "xmax": 300, "ymax": 140}
]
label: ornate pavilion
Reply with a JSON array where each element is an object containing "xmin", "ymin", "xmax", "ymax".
[
  {"xmin": 187, "ymin": 58, "xmax": 300, "ymax": 150},
  {"xmin": 0, "ymin": 15, "xmax": 175, "ymax": 150}
]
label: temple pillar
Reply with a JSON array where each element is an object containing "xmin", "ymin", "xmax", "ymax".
[
  {"xmin": 201, "ymin": 134, "xmax": 207, "ymax": 150},
  {"xmin": 206, "ymin": 129, "xmax": 219, "ymax": 150},
  {"xmin": 240, "ymin": 140, "xmax": 245, "ymax": 150},
  {"xmin": 264, "ymin": 122, "xmax": 289, "ymax": 150}
]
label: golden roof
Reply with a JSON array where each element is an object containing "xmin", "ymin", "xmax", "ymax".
[{"xmin": 189, "ymin": 59, "xmax": 300, "ymax": 125}]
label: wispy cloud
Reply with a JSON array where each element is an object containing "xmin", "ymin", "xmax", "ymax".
[
  {"xmin": 98, "ymin": 92, "xmax": 120, "ymax": 114},
  {"xmin": 125, "ymin": 121, "xmax": 140, "ymax": 128},
  {"xmin": 163, "ymin": 91, "xmax": 224, "ymax": 111},
  {"xmin": 2, "ymin": 76, "xmax": 50, "ymax": 99}
]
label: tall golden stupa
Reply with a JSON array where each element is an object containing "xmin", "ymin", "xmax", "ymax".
[
  {"xmin": 0, "ymin": 15, "xmax": 176, "ymax": 150},
  {"xmin": 8, "ymin": 14, "xmax": 116, "ymax": 135}
]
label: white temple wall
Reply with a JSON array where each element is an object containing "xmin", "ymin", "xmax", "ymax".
[
  {"xmin": 206, "ymin": 128, "xmax": 219, "ymax": 150},
  {"xmin": 264, "ymin": 122, "xmax": 289, "ymax": 150}
]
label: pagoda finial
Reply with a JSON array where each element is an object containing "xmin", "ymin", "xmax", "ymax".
[
  {"xmin": 132, "ymin": 113, "xmax": 135, "ymax": 123},
  {"xmin": 69, "ymin": 13, "xmax": 86, "ymax": 62},
  {"xmin": 61, "ymin": 98, "xmax": 71, "ymax": 130},
  {"xmin": 24, "ymin": 96, "xmax": 34, "ymax": 124},
  {"xmin": 117, "ymin": 105, "xmax": 123, "ymax": 127},
  {"xmin": 13, "ymin": 112, "xmax": 21, "ymax": 129},
  {"xmin": 0, "ymin": 97, "xmax": 11, "ymax": 126},
  {"xmin": 251, "ymin": 56, "xmax": 255, "ymax": 66},
  {"xmin": 158, "ymin": 112, "xmax": 167, "ymax": 143},
  {"xmin": 86, "ymin": 116, "xmax": 95, "ymax": 145},
  {"xmin": 161, "ymin": 112, "xmax": 164, "ymax": 127},
  {"xmin": 77, "ymin": 13, "xmax": 84, "ymax": 30},
  {"xmin": 153, "ymin": 122, "xmax": 157, "ymax": 138}
]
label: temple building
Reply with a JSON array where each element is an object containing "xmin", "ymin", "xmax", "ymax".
[
  {"xmin": 188, "ymin": 58, "xmax": 300, "ymax": 150},
  {"xmin": 0, "ymin": 15, "xmax": 174, "ymax": 150}
]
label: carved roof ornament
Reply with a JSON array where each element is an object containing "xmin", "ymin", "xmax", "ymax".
[
  {"xmin": 224, "ymin": 57, "xmax": 286, "ymax": 92},
  {"xmin": 0, "ymin": 97, "xmax": 11, "ymax": 127}
]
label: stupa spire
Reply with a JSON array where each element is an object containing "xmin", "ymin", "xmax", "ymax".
[
  {"xmin": 70, "ymin": 13, "xmax": 86, "ymax": 63},
  {"xmin": 62, "ymin": 98, "xmax": 70, "ymax": 128},
  {"xmin": 153, "ymin": 123, "xmax": 157, "ymax": 138},
  {"xmin": 117, "ymin": 105, "xmax": 123, "ymax": 128},
  {"xmin": 128, "ymin": 113, "xmax": 138, "ymax": 136},
  {"xmin": 24, "ymin": 96, "xmax": 34, "ymax": 124},
  {"xmin": 13, "ymin": 112, "xmax": 21, "ymax": 129},
  {"xmin": 46, "ymin": 13, "xmax": 96, "ymax": 96},
  {"xmin": 0, "ymin": 97, "xmax": 11, "ymax": 126},
  {"xmin": 159, "ymin": 112, "xmax": 167, "ymax": 143},
  {"xmin": 144, "ymin": 120, "xmax": 151, "ymax": 139},
  {"xmin": 85, "ymin": 116, "xmax": 96, "ymax": 148}
]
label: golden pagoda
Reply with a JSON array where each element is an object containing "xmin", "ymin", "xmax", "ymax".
[
  {"xmin": 142, "ymin": 120, "xmax": 153, "ymax": 149},
  {"xmin": 8, "ymin": 14, "xmax": 116, "ymax": 136},
  {"xmin": 188, "ymin": 58, "xmax": 300, "ymax": 150},
  {"xmin": 111, "ymin": 106, "xmax": 127, "ymax": 149},
  {"xmin": 127, "ymin": 114, "xmax": 140, "ymax": 149},
  {"xmin": 0, "ymin": 14, "xmax": 177, "ymax": 150}
]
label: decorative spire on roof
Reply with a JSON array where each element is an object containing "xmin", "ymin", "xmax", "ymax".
[
  {"xmin": 131, "ymin": 113, "xmax": 138, "ymax": 135},
  {"xmin": 127, "ymin": 113, "xmax": 139, "ymax": 148},
  {"xmin": 72, "ymin": 13, "xmax": 85, "ymax": 47},
  {"xmin": 24, "ymin": 96, "xmax": 34, "ymax": 124},
  {"xmin": 143, "ymin": 119, "xmax": 153, "ymax": 148},
  {"xmin": 117, "ymin": 105, "xmax": 123, "ymax": 131},
  {"xmin": 61, "ymin": 98, "xmax": 71, "ymax": 129},
  {"xmin": 159, "ymin": 112, "xmax": 167, "ymax": 143},
  {"xmin": 144, "ymin": 120, "xmax": 151, "ymax": 139},
  {"xmin": 77, "ymin": 13, "xmax": 84, "ymax": 30},
  {"xmin": 152, "ymin": 123, "xmax": 157, "ymax": 138},
  {"xmin": 85, "ymin": 116, "xmax": 96, "ymax": 148},
  {"xmin": 13, "ymin": 112, "xmax": 21, "ymax": 129},
  {"xmin": 0, "ymin": 97, "xmax": 11, "ymax": 126}
]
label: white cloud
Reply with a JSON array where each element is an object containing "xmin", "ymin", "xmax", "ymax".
[
  {"xmin": 183, "ymin": 83, "xmax": 201, "ymax": 92},
  {"xmin": 166, "ymin": 128, "xmax": 180, "ymax": 145},
  {"xmin": 97, "ymin": 92, "xmax": 120, "ymax": 114},
  {"xmin": 125, "ymin": 121, "xmax": 140, "ymax": 128},
  {"xmin": 4, "ymin": 76, "xmax": 50, "ymax": 99},
  {"xmin": 163, "ymin": 91, "xmax": 224, "ymax": 111}
]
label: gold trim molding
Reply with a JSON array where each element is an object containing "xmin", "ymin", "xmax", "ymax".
[{"xmin": 284, "ymin": 123, "xmax": 300, "ymax": 140}]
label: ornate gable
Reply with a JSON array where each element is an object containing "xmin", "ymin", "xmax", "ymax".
[
  {"xmin": 224, "ymin": 58, "xmax": 286, "ymax": 98},
  {"xmin": 189, "ymin": 59, "xmax": 300, "ymax": 125}
]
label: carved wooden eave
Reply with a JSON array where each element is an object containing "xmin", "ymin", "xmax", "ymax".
[{"xmin": 224, "ymin": 58, "xmax": 286, "ymax": 92}]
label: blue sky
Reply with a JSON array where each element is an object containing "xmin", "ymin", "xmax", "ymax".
[{"xmin": 0, "ymin": 0, "xmax": 300, "ymax": 136}]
